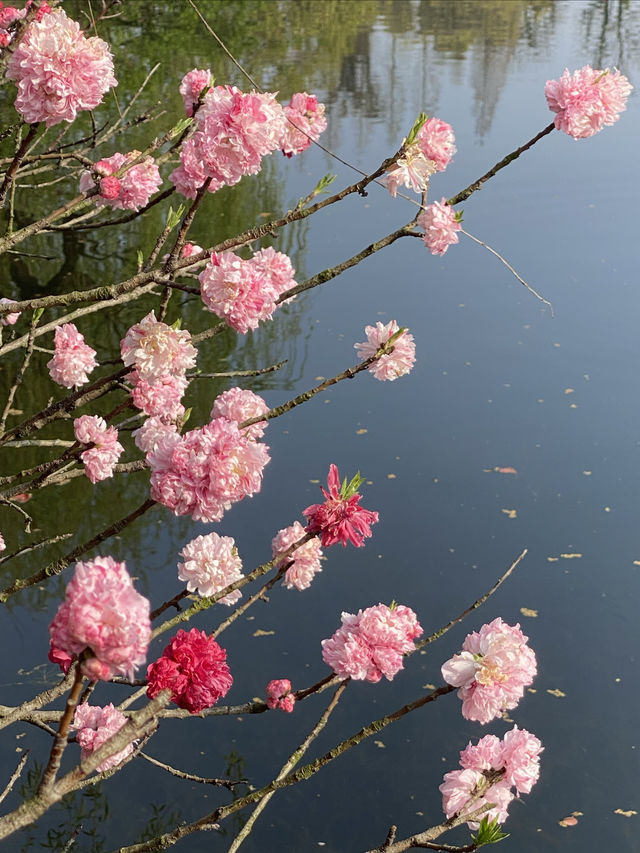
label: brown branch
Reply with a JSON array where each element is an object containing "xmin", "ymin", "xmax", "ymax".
[
  {"xmin": 417, "ymin": 548, "xmax": 528, "ymax": 649},
  {"xmin": 447, "ymin": 122, "xmax": 556, "ymax": 207},
  {"xmin": 0, "ymin": 499, "xmax": 156, "ymax": 603},
  {"xmin": 139, "ymin": 752, "xmax": 245, "ymax": 790}
]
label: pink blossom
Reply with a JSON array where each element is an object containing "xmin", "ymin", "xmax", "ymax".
[
  {"xmin": 385, "ymin": 146, "xmax": 436, "ymax": 198},
  {"xmin": 440, "ymin": 769, "xmax": 514, "ymax": 828},
  {"xmin": 149, "ymin": 416, "xmax": 270, "ymax": 523},
  {"xmin": 0, "ymin": 532, "xmax": 5, "ymax": 551},
  {"xmin": 179, "ymin": 68, "xmax": 212, "ymax": 116},
  {"xmin": 177, "ymin": 532, "xmax": 243, "ymax": 604},
  {"xmin": 545, "ymin": 66, "xmax": 632, "ymax": 139},
  {"xmin": 0, "ymin": 4, "xmax": 26, "ymax": 29},
  {"xmin": 280, "ymin": 92, "xmax": 327, "ymax": 157},
  {"xmin": 272, "ymin": 520, "xmax": 323, "ymax": 591},
  {"xmin": 79, "ymin": 151, "xmax": 162, "ymax": 211},
  {"xmin": 48, "ymin": 645, "xmax": 72, "ymax": 673},
  {"xmin": 120, "ymin": 311, "xmax": 197, "ymax": 383},
  {"xmin": 133, "ymin": 416, "xmax": 178, "ymax": 455},
  {"xmin": 416, "ymin": 117, "xmax": 456, "ymax": 172},
  {"xmin": 73, "ymin": 703, "xmax": 135, "ymax": 772},
  {"xmin": 211, "ymin": 387, "xmax": 269, "ymax": 440},
  {"xmin": 322, "ymin": 603, "xmax": 422, "ymax": 683},
  {"xmin": 199, "ymin": 251, "xmax": 280, "ymax": 333},
  {"xmin": 7, "ymin": 8, "xmax": 116, "ymax": 126},
  {"xmin": 499, "ymin": 725, "xmax": 543, "ymax": 795},
  {"xmin": 0, "ymin": 297, "xmax": 21, "ymax": 326},
  {"xmin": 441, "ymin": 617, "xmax": 537, "ymax": 724},
  {"xmin": 442, "ymin": 726, "xmax": 542, "ymax": 827},
  {"xmin": 47, "ymin": 323, "xmax": 97, "ymax": 389},
  {"xmin": 128, "ymin": 369, "xmax": 187, "ymax": 422},
  {"xmin": 99, "ymin": 175, "xmax": 120, "ymax": 199},
  {"xmin": 73, "ymin": 415, "xmax": 123, "ymax": 484},
  {"xmin": 27, "ymin": 1, "xmax": 52, "ymax": 22},
  {"xmin": 49, "ymin": 555, "xmax": 151, "ymax": 681},
  {"xmin": 303, "ymin": 463, "xmax": 378, "ymax": 548},
  {"xmin": 266, "ymin": 678, "xmax": 295, "ymax": 712},
  {"xmin": 354, "ymin": 320, "xmax": 416, "ymax": 381},
  {"xmin": 417, "ymin": 199, "xmax": 461, "ymax": 255},
  {"xmin": 181, "ymin": 242, "xmax": 204, "ymax": 259},
  {"xmin": 170, "ymin": 85, "xmax": 286, "ymax": 198},
  {"xmin": 249, "ymin": 246, "xmax": 298, "ymax": 301},
  {"xmin": 146, "ymin": 628, "xmax": 232, "ymax": 714}
]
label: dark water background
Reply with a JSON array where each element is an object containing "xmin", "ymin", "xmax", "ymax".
[{"xmin": 0, "ymin": 1, "xmax": 639, "ymax": 850}]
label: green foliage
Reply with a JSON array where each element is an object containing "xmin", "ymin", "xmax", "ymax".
[
  {"xmin": 405, "ymin": 112, "xmax": 428, "ymax": 146},
  {"xmin": 472, "ymin": 816, "xmax": 510, "ymax": 846},
  {"xmin": 341, "ymin": 470, "xmax": 365, "ymax": 499}
]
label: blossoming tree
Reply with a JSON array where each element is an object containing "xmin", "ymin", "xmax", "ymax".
[{"xmin": 0, "ymin": 1, "xmax": 632, "ymax": 850}]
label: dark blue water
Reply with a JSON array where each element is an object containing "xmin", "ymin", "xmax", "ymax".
[{"xmin": 1, "ymin": 1, "xmax": 639, "ymax": 850}]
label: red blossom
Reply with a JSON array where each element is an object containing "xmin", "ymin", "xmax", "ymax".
[
  {"xmin": 146, "ymin": 628, "xmax": 232, "ymax": 714},
  {"xmin": 303, "ymin": 464, "xmax": 378, "ymax": 548}
]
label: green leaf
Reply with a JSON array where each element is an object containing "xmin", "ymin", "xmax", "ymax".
[
  {"xmin": 341, "ymin": 470, "xmax": 365, "ymax": 499},
  {"xmin": 166, "ymin": 204, "xmax": 186, "ymax": 232},
  {"xmin": 136, "ymin": 250, "xmax": 144, "ymax": 270},
  {"xmin": 170, "ymin": 318, "xmax": 182, "ymax": 330},
  {"xmin": 471, "ymin": 816, "xmax": 510, "ymax": 847},
  {"xmin": 405, "ymin": 111, "xmax": 428, "ymax": 146},
  {"xmin": 314, "ymin": 173, "xmax": 337, "ymax": 194},
  {"xmin": 169, "ymin": 117, "xmax": 192, "ymax": 139},
  {"xmin": 32, "ymin": 307, "xmax": 44, "ymax": 324}
]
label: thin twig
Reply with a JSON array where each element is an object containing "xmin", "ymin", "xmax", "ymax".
[
  {"xmin": 1, "ymin": 310, "xmax": 44, "ymax": 432},
  {"xmin": 0, "ymin": 499, "xmax": 157, "ymax": 603},
  {"xmin": 417, "ymin": 548, "xmax": 528, "ymax": 649},
  {"xmin": 0, "ymin": 752, "xmax": 29, "ymax": 806},
  {"xmin": 460, "ymin": 229, "xmax": 554, "ymax": 315},
  {"xmin": 139, "ymin": 752, "xmax": 244, "ymax": 790},
  {"xmin": 227, "ymin": 680, "xmax": 349, "ymax": 853}
]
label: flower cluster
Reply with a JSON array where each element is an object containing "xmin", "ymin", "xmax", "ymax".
[
  {"xmin": 73, "ymin": 703, "xmax": 135, "ymax": 772},
  {"xmin": 440, "ymin": 726, "xmax": 543, "ymax": 828},
  {"xmin": 441, "ymin": 618, "xmax": 537, "ymax": 724},
  {"xmin": 199, "ymin": 248, "xmax": 297, "ymax": 333},
  {"xmin": 211, "ymin": 386, "xmax": 269, "ymax": 440},
  {"xmin": 0, "ymin": 297, "xmax": 21, "ymax": 326},
  {"xmin": 74, "ymin": 415, "xmax": 123, "ymax": 484},
  {"xmin": 79, "ymin": 151, "xmax": 162, "ymax": 210},
  {"xmin": 146, "ymin": 628, "xmax": 232, "ymax": 714},
  {"xmin": 128, "ymin": 369, "xmax": 187, "ymax": 422},
  {"xmin": 0, "ymin": 3, "xmax": 26, "ymax": 46},
  {"xmin": 120, "ymin": 311, "xmax": 197, "ymax": 383},
  {"xmin": 322, "ymin": 603, "xmax": 422, "ymax": 682},
  {"xmin": 354, "ymin": 320, "xmax": 416, "ymax": 381},
  {"xmin": 545, "ymin": 65, "xmax": 632, "ymax": 139},
  {"xmin": 386, "ymin": 116, "xmax": 455, "ymax": 197},
  {"xmin": 177, "ymin": 533, "xmax": 244, "ymax": 604},
  {"xmin": 418, "ymin": 199, "xmax": 462, "ymax": 256},
  {"xmin": 47, "ymin": 323, "xmax": 97, "ymax": 389},
  {"xmin": 170, "ymin": 85, "xmax": 286, "ymax": 198},
  {"xmin": 272, "ymin": 520, "xmax": 323, "ymax": 591},
  {"xmin": 133, "ymin": 416, "xmax": 178, "ymax": 455},
  {"xmin": 7, "ymin": 7, "xmax": 116, "ymax": 126},
  {"xmin": 303, "ymin": 464, "xmax": 378, "ymax": 548},
  {"xmin": 179, "ymin": 68, "xmax": 212, "ymax": 116},
  {"xmin": 280, "ymin": 92, "xmax": 327, "ymax": 157},
  {"xmin": 417, "ymin": 117, "xmax": 457, "ymax": 172},
  {"xmin": 49, "ymin": 556, "xmax": 151, "ymax": 681},
  {"xmin": 266, "ymin": 679, "xmax": 295, "ymax": 712},
  {"xmin": 148, "ymin": 416, "xmax": 270, "ymax": 523}
]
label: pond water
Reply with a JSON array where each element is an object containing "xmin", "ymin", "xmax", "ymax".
[{"xmin": 0, "ymin": 1, "xmax": 639, "ymax": 851}]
